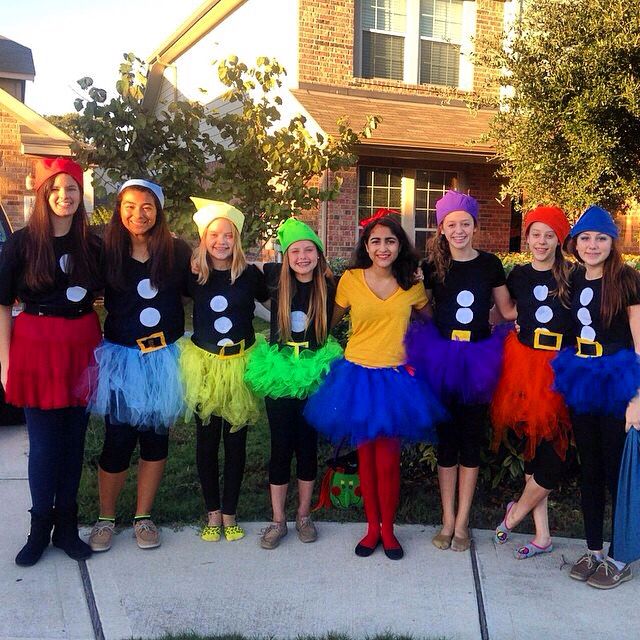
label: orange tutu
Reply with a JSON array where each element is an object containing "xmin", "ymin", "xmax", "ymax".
[{"xmin": 491, "ymin": 331, "xmax": 570, "ymax": 461}]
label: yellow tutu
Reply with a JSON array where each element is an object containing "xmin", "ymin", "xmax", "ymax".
[{"xmin": 180, "ymin": 335, "xmax": 264, "ymax": 430}]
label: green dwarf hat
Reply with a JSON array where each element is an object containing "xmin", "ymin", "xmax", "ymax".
[{"xmin": 277, "ymin": 217, "xmax": 324, "ymax": 253}]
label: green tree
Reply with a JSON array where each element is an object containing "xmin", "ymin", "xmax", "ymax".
[
  {"xmin": 477, "ymin": 0, "xmax": 640, "ymax": 215},
  {"xmin": 72, "ymin": 54, "xmax": 378, "ymax": 243}
]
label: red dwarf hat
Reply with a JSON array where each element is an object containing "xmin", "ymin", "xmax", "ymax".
[
  {"xmin": 34, "ymin": 157, "xmax": 84, "ymax": 192},
  {"xmin": 524, "ymin": 205, "xmax": 570, "ymax": 245},
  {"xmin": 359, "ymin": 208, "xmax": 399, "ymax": 228}
]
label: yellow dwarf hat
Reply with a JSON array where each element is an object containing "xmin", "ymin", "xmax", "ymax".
[{"xmin": 190, "ymin": 197, "xmax": 245, "ymax": 237}]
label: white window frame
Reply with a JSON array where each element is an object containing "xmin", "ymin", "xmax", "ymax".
[{"xmin": 356, "ymin": 0, "xmax": 476, "ymax": 91}]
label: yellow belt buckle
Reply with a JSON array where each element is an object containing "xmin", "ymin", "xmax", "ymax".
[
  {"xmin": 286, "ymin": 340, "xmax": 309, "ymax": 358},
  {"xmin": 533, "ymin": 328, "xmax": 562, "ymax": 351},
  {"xmin": 451, "ymin": 330, "xmax": 471, "ymax": 342},
  {"xmin": 136, "ymin": 331, "xmax": 167, "ymax": 353},
  {"xmin": 218, "ymin": 338, "xmax": 245, "ymax": 359},
  {"xmin": 576, "ymin": 337, "xmax": 603, "ymax": 358}
]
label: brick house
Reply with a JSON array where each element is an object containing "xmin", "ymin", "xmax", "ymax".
[
  {"xmin": 144, "ymin": 0, "xmax": 519, "ymax": 259},
  {"xmin": 0, "ymin": 36, "xmax": 84, "ymax": 232}
]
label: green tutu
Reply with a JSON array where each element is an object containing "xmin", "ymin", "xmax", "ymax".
[
  {"xmin": 244, "ymin": 336, "xmax": 343, "ymax": 399},
  {"xmin": 180, "ymin": 336, "xmax": 264, "ymax": 430}
]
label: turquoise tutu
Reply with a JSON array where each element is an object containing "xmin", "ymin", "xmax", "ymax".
[
  {"xmin": 552, "ymin": 348, "xmax": 640, "ymax": 418},
  {"xmin": 85, "ymin": 339, "xmax": 184, "ymax": 432},
  {"xmin": 303, "ymin": 358, "xmax": 447, "ymax": 446}
]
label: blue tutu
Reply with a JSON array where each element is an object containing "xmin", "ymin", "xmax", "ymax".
[
  {"xmin": 85, "ymin": 339, "xmax": 185, "ymax": 432},
  {"xmin": 552, "ymin": 348, "xmax": 640, "ymax": 418},
  {"xmin": 303, "ymin": 358, "xmax": 447, "ymax": 446},
  {"xmin": 405, "ymin": 320, "xmax": 510, "ymax": 405}
]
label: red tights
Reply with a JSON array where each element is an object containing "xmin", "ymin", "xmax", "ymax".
[{"xmin": 357, "ymin": 437, "xmax": 401, "ymax": 550}]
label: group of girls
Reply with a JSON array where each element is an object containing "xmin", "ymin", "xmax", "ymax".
[{"xmin": 2, "ymin": 157, "xmax": 639, "ymax": 592}]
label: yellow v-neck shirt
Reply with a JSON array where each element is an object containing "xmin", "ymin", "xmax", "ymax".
[{"xmin": 336, "ymin": 268, "xmax": 428, "ymax": 367}]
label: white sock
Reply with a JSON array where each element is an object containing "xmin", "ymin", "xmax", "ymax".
[
  {"xmin": 607, "ymin": 556, "xmax": 627, "ymax": 571},
  {"xmin": 588, "ymin": 549, "xmax": 605, "ymax": 561}
]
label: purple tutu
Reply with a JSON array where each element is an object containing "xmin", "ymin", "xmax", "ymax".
[{"xmin": 405, "ymin": 320, "xmax": 509, "ymax": 404}]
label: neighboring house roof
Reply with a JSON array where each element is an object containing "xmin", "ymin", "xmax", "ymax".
[
  {"xmin": 143, "ymin": 0, "xmax": 248, "ymax": 110},
  {"xmin": 292, "ymin": 88, "xmax": 495, "ymax": 160},
  {"xmin": 0, "ymin": 36, "xmax": 35, "ymax": 80},
  {"xmin": 0, "ymin": 87, "xmax": 73, "ymax": 156}
]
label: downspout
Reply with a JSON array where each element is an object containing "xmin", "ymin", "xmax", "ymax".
[{"xmin": 320, "ymin": 169, "xmax": 329, "ymax": 254}]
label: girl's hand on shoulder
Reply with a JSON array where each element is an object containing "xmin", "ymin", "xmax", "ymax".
[
  {"xmin": 413, "ymin": 268, "xmax": 424, "ymax": 284},
  {"xmin": 190, "ymin": 256, "xmax": 200, "ymax": 275},
  {"xmin": 625, "ymin": 395, "xmax": 640, "ymax": 432}
]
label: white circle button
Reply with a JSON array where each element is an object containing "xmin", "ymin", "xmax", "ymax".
[
  {"xmin": 291, "ymin": 311, "xmax": 309, "ymax": 333},
  {"xmin": 456, "ymin": 308, "xmax": 474, "ymax": 325},
  {"xmin": 577, "ymin": 308, "xmax": 592, "ymax": 326},
  {"xmin": 210, "ymin": 296, "xmax": 229, "ymax": 312},
  {"xmin": 580, "ymin": 288, "xmax": 594, "ymax": 306},
  {"xmin": 140, "ymin": 307, "xmax": 161, "ymax": 327},
  {"xmin": 456, "ymin": 290, "xmax": 474, "ymax": 307},
  {"xmin": 214, "ymin": 317, "xmax": 233, "ymax": 334},
  {"xmin": 59, "ymin": 254, "xmax": 71, "ymax": 274},
  {"xmin": 66, "ymin": 286, "xmax": 87, "ymax": 302},
  {"xmin": 535, "ymin": 306, "xmax": 553, "ymax": 324},
  {"xmin": 137, "ymin": 279, "xmax": 158, "ymax": 300},
  {"xmin": 581, "ymin": 326, "xmax": 596, "ymax": 341},
  {"xmin": 533, "ymin": 285, "xmax": 549, "ymax": 301}
]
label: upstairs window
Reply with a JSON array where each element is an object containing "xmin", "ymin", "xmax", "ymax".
[
  {"xmin": 419, "ymin": 0, "xmax": 463, "ymax": 86},
  {"xmin": 361, "ymin": 0, "xmax": 406, "ymax": 81},
  {"xmin": 357, "ymin": 0, "xmax": 473, "ymax": 89}
]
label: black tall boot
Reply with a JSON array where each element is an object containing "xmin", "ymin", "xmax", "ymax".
[
  {"xmin": 15, "ymin": 509, "xmax": 54, "ymax": 567},
  {"xmin": 51, "ymin": 505, "xmax": 92, "ymax": 560}
]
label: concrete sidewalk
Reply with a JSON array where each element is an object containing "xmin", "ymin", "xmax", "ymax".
[{"xmin": 2, "ymin": 424, "xmax": 639, "ymax": 640}]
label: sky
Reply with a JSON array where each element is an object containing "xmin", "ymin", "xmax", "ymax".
[{"xmin": 2, "ymin": 0, "xmax": 205, "ymax": 115}]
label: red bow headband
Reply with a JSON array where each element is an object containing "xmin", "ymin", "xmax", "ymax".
[{"xmin": 359, "ymin": 208, "xmax": 399, "ymax": 228}]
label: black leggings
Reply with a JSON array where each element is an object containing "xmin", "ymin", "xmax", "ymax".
[
  {"xmin": 571, "ymin": 410, "xmax": 626, "ymax": 558},
  {"xmin": 436, "ymin": 402, "xmax": 487, "ymax": 468},
  {"xmin": 196, "ymin": 415, "xmax": 247, "ymax": 515},
  {"xmin": 99, "ymin": 418, "xmax": 169, "ymax": 473},
  {"xmin": 523, "ymin": 439, "xmax": 565, "ymax": 491},
  {"xmin": 265, "ymin": 397, "xmax": 318, "ymax": 485}
]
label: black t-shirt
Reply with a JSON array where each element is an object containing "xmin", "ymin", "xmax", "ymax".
[
  {"xmin": 264, "ymin": 262, "xmax": 335, "ymax": 350},
  {"xmin": 569, "ymin": 267, "xmax": 640, "ymax": 352},
  {"xmin": 188, "ymin": 264, "xmax": 269, "ymax": 350},
  {"xmin": 0, "ymin": 227, "xmax": 102, "ymax": 307},
  {"xmin": 507, "ymin": 264, "xmax": 574, "ymax": 349},
  {"xmin": 422, "ymin": 250, "xmax": 506, "ymax": 340},
  {"xmin": 103, "ymin": 238, "xmax": 191, "ymax": 346}
]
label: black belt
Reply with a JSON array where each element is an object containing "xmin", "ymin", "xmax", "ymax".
[
  {"xmin": 192, "ymin": 335, "xmax": 254, "ymax": 356},
  {"xmin": 24, "ymin": 302, "xmax": 94, "ymax": 318}
]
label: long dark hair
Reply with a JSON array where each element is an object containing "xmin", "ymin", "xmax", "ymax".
[
  {"xmin": 104, "ymin": 186, "xmax": 175, "ymax": 290},
  {"xmin": 567, "ymin": 236, "xmax": 640, "ymax": 328},
  {"xmin": 23, "ymin": 175, "xmax": 97, "ymax": 291},
  {"xmin": 351, "ymin": 216, "xmax": 419, "ymax": 290}
]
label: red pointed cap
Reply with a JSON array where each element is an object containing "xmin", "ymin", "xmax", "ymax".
[
  {"xmin": 524, "ymin": 205, "xmax": 571, "ymax": 244},
  {"xmin": 34, "ymin": 157, "xmax": 84, "ymax": 192}
]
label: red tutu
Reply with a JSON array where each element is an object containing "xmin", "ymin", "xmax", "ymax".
[
  {"xmin": 6, "ymin": 311, "xmax": 102, "ymax": 409},
  {"xmin": 491, "ymin": 331, "xmax": 571, "ymax": 461}
]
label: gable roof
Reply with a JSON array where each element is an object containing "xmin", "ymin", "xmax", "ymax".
[
  {"xmin": 143, "ymin": 0, "xmax": 248, "ymax": 110},
  {"xmin": 0, "ymin": 36, "xmax": 35, "ymax": 80},
  {"xmin": 0, "ymin": 87, "xmax": 73, "ymax": 156},
  {"xmin": 292, "ymin": 87, "xmax": 495, "ymax": 160}
]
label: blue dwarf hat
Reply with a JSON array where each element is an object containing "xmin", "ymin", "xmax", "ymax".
[{"xmin": 570, "ymin": 205, "xmax": 619, "ymax": 239}]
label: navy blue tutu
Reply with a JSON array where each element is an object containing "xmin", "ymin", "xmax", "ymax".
[
  {"xmin": 404, "ymin": 320, "xmax": 510, "ymax": 405},
  {"xmin": 85, "ymin": 339, "xmax": 185, "ymax": 432},
  {"xmin": 303, "ymin": 358, "xmax": 446, "ymax": 446},
  {"xmin": 552, "ymin": 348, "xmax": 640, "ymax": 418}
]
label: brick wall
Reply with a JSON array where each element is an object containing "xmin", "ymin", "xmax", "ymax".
[
  {"xmin": 298, "ymin": 0, "xmax": 504, "ymax": 101},
  {"xmin": 0, "ymin": 108, "xmax": 32, "ymax": 230}
]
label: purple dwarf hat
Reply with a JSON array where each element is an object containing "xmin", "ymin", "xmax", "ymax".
[{"xmin": 435, "ymin": 190, "xmax": 479, "ymax": 225}]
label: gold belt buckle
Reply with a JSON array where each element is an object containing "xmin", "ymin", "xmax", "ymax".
[
  {"xmin": 286, "ymin": 340, "xmax": 309, "ymax": 357},
  {"xmin": 451, "ymin": 330, "xmax": 471, "ymax": 342},
  {"xmin": 217, "ymin": 338, "xmax": 246, "ymax": 359},
  {"xmin": 136, "ymin": 331, "xmax": 167, "ymax": 353},
  {"xmin": 576, "ymin": 337, "xmax": 603, "ymax": 358},
  {"xmin": 533, "ymin": 328, "xmax": 562, "ymax": 351}
]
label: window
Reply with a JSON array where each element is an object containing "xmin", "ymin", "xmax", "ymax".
[
  {"xmin": 358, "ymin": 167, "xmax": 403, "ymax": 224},
  {"xmin": 419, "ymin": 0, "xmax": 463, "ymax": 86},
  {"xmin": 414, "ymin": 169, "xmax": 458, "ymax": 254},
  {"xmin": 361, "ymin": 0, "xmax": 406, "ymax": 80},
  {"xmin": 358, "ymin": 0, "xmax": 472, "ymax": 89}
]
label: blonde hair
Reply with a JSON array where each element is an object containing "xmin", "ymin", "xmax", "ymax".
[
  {"xmin": 277, "ymin": 250, "xmax": 331, "ymax": 344},
  {"xmin": 192, "ymin": 221, "xmax": 247, "ymax": 285}
]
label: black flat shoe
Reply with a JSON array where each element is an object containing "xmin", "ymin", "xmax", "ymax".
[
  {"xmin": 383, "ymin": 544, "xmax": 404, "ymax": 560},
  {"xmin": 355, "ymin": 539, "xmax": 380, "ymax": 557}
]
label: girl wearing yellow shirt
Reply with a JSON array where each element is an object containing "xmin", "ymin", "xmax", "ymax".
[{"xmin": 305, "ymin": 214, "xmax": 446, "ymax": 560}]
